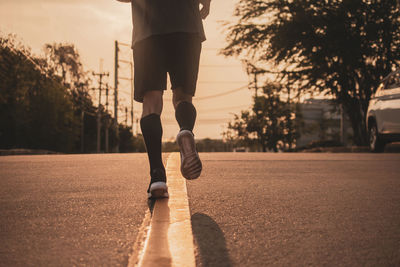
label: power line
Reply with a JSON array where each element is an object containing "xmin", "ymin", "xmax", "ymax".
[
  {"xmin": 118, "ymin": 42, "xmax": 131, "ymax": 47},
  {"xmin": 93, "ymin": 70, "xmax": 109, "ymax": 153},
  {"xmin": 163, "ymin": 84, "xmax": 248, "ymax": 101},
  {"xmin": 198, "ymin": 104, "xmax": 251, "ymax": 112},
  {"xmin": 200, "ymin": 64, "xmax": 242, "ymax": 68},
  {"xmin": 202, "ymin": 47, "xmax": 220, "ymax": 51},
  {"xmin": 162, "ymin": 118, "xmax": 231, "ymax": 125},
  {"xmin": 195, "ymin": 85, "xmax": 248, "ymax": 100},
  {"xmin": 198, "ymin": 81, "xmax": 247, "ymax": 84},
  {"xmin": 8, "ymin": 46, "xmax": 51, "ymax": 78}
]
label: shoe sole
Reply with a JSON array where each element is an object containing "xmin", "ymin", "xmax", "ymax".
[
  {"xmin": 148, "ymin": 182, "xmax": 169, "ymax": 199},
  {"xmin": 177, "ymin": 130, "xmax": 202, "ymax": 180}
]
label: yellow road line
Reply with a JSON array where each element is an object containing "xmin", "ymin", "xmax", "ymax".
[
  {"xmin": 135, "ymin": 153, "xmax": 196, "ymax": 267},
  {"xmin": 128, "ymin": 209, "xmax": 151, "ymax": 267}
]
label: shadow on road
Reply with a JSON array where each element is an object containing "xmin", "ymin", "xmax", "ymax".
[
  {"xmin": 147, "ymin": 198, "xmax": 156, "ymax": 214},
  {"xmin": 191, "ymin": 213, "xmax": 232, "ymax": 267}
]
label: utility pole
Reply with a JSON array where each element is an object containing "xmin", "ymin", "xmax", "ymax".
[
  {"xmin": 245, "ymin": 61, "xmax": 266, "ymax": 152},
  {"xmin": 93, "ymin": 66, "xmax": 109, "ymax": 153},
  {"xmin": 114, "ymin": 40, "xmax": 119, "ymax": 153},
  {"xmin": 245, "ymin": 62, "xmax": 265, "ymax": 98},
  {"xmin": 117, "ymin": 59, "xmax": 135, "ymax": 134},
  {"xmin": 78, "ymin": 83, "xmax": 85, "ymax": 154},
  {"xmin": 286, "ymin": 86, "xmax": 293, "ymax": 150},
  {"xmin": 81, "ymin": 109, "xmax": 84, "ymax": 153},
  {"xmin": 114, "ymin": 40, "xmax": 134, "ymax": 148},
  {"xmin": 130, "ymin": 61, "xmax": 134, "ymax": 134},
  {"xmin": 253, "ymin": 72, "xmax": 259, "ymax": 98},
  {"xmin": 340, "ymin": 104, "xmax": 347, "ymax": 146},
  {"xmin": 136, "ymin": 118, "xmax": 139, "ymax": 136},
  {"xmin": 105, "ymin": 84, "xmax": 110, "ymax": 153}
]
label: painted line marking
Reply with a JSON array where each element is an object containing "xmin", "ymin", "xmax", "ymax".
[
  {"xmin": 128, "ymin": 209, "xmax": 151, "ymax": 267},
  {"xmin": 131, "ymin": 152, "xmax": 196, "ymax": 267}
]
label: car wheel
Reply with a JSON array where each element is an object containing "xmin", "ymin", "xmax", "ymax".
[{"xmin": 369, "ymin": 122, "xmax": 385, "ymax": 152}]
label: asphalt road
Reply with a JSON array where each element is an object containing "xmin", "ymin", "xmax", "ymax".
[
  {"xmin": 188, "ymin": 153, "xmax": 400, "ymax": 267},
  {"xmin": 1, "ymin": 152, "xmax": 400, "ymax": 266},
  {"xmin": 0, "ymin": 154, "xmax": 151, "ymax": 266}
]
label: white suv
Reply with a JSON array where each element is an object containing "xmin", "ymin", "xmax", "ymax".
[{"xmin": 367, "ymin": 70, "xmax": 400, "ymax": 152}]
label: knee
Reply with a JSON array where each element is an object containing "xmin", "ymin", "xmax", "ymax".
[
  {"xmin": 142, "ymin": 90, "xmax": 163, "ymax": 117},
  {"xmin": 173, "ymin": 88, "xmax": 192, "ymax": 109}
]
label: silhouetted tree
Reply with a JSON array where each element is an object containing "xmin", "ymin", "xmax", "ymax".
[
  {"xmin": 0, "ymin": 34, "xmax": 136, "ymax": 153},
  {"xmin": 228, "ymin": 82, "xmax": 301, "ymax": 152},
  {"xmin": 44, "ymin": 43, "xmax": 85, "ymax": 88},
  {"xmin": 0, "ymin": 35, "xmax": 78, "ymax": 152},
  {"xmin": 118, "ymin": 125, "xmax": 146, "ymax": 153},
  {"xmin": 44, "ymin": 43, "xmax": 96, "ymax": 151},
  {"xmin": 223, "ymin": 0, "xmax": 400, "ymax": 145},
  {"xmin": 196, "ymin": 138, "xmax": 232, "ymax": 152}
]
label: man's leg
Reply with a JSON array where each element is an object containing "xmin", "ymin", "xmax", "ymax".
[
  {"xmin": 173, "ymin": 88, "xmax": 196, "ymax": 131},
  {"xmin": 173, "ymin": 88, "xmax": 202, "ymax": 180},
  {"xmin": 140, "ymin": 90, "xmax": 168, "ymax": 198}
]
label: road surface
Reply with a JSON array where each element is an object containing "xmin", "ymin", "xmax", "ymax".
[{"xmin": 1, "ymin": 152, "xmax": 399, "ymax": 266}]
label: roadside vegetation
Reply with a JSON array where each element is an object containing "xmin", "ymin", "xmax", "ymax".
[
  {"xmin": 0, "ymin": 34, "xmax": 137, "ymax": 153},
  {"xmin": 223, "ymin": 0, "xmax": 400, "ymax": 148}
]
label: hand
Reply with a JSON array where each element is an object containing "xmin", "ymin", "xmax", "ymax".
[{"xmin": 199, "ymin": 0, "xmax": 210, "ymax": 19}]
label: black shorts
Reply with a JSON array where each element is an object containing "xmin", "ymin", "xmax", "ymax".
[{"xmin": 132, "ymin": 32, "xmax": 202, "ymax": 103}]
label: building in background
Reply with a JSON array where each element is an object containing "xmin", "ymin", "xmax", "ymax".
[{"xmin": 297, "ymin": 99, "xmax": 352, "ymax": 148}]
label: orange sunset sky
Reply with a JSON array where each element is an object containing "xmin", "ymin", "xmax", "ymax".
[{"xmin": 0, "ymin": 0, "xmax": 253, "ymax": 140}]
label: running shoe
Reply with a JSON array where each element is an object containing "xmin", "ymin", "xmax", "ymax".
[
  {"xmin": 176, "ymin": 130, "xmax": 202, "ymax": 179},
  {"xmin": 147, "ymin": 168, "xmax": 169, "ymax": 198}
]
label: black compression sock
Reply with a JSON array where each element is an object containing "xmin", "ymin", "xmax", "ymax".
[
  {"xmin": 175, "ymin": 101, "xmax": 197, "ymax": 132},
  {"xmin": 140, "ymin": 113, "xmax": 165, "ymax": 174}
]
